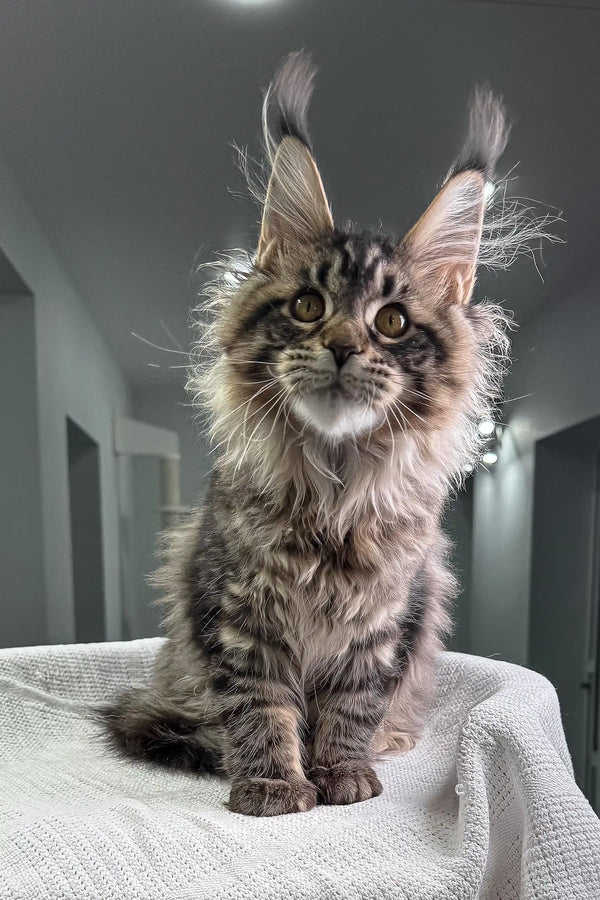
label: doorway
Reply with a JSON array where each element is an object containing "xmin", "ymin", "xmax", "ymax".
[
  {"xmin": 445, "ymin": 477, "xmax": 474, "ymax": 654},
  {"xmin": 67, "ymin": 417, "xmax": 106, "ymax": 642},
  {"xmin": 587, "ymin": 453, "xmax": 600, "ymax": 812},
  {"xmin": 0, "ymin": 251, "xmax": 45, "ymax": 648},
  {"xmin": 530, "ymin": 415, "xmax": 600, "ymax": 811}
]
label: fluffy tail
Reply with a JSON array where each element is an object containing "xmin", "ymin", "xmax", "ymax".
[{"xmin": 98, "ymin": 687, "xmax": 224, "ymax": 774}]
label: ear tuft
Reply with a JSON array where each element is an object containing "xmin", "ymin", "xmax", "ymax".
[
  {"xmin": 265, "ymin": 50, "xmax": 316, "ymax": 157},
  {"xmin": 257, "ymin": 54, "xmax": 333, "ymax": 270},
  {"xmin": 403, "ymin": 88, "xmax": 511, "ymax": 306},
  {"xmin": 257, "ymin": 137, "xmax": 333, "ymax": 269},
  {"xmin": 448, "ymin": 86, "xmax": 510, "ymax": 183}
]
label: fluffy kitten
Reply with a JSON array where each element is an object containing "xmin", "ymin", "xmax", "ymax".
[{"xmin": 103, "ymin": 53, "xmax": 546, "ymax": 816}]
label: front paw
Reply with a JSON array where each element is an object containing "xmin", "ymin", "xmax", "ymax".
[
  {"xmin": 228, "ymin": 777, "xmax": 317, "ymax": 817},
  {"xmin": 308, "ymin": 763, "xmax": 383, "ymax": 806}
]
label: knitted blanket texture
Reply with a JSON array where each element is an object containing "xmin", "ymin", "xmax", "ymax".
[{"xmin": 1, "ymin": 638, "xmax": 599, "ymax": 899}]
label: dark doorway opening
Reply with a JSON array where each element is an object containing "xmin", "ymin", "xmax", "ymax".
[
  {"xmin": 530, "ymin": 415, "xmax": 600, "ymax": 812},
  {"xmin": 445, "ymin": 477, "xmax": 474, "ymax": 654},
  {"xmin": 67, "ymin": 418, "xmax": 106, "ymax": 642}
]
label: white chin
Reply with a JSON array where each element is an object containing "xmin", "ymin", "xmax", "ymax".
[{"xmin": 293, "ymin": 393, "xmax": 382, "ymax": 439}]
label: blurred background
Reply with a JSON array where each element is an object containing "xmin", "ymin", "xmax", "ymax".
[{"xmin": 0, "ymin": 0, "xmax": 598, "ymax": 808}]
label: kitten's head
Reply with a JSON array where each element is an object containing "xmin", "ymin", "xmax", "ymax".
[{"xmin": 194, "ymin": 54, "xmax": 549, "ymax": 479}]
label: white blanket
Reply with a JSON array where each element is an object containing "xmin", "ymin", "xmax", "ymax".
[{"xmin": 1, "ymin": 639, "xmax": 599, "ymax": 899}]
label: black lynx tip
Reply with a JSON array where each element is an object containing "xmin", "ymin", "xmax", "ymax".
[
  {"xmin": 270, "ymin": 50, "xmax": 317, "ymax": 150},
  {"xmin": 450, "ymin": 86, "xmax": 511, "ymax": 183}
]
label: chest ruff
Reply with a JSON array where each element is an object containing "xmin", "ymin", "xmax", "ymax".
[{"xmin": 217, "ymin": 523, "xmax": 425, "ymax": 686}]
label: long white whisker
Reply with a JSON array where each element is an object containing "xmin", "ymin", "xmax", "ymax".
[
  {"xmin": 383, "ymin": 409, "xmax": 395, "ymax": 460},
  {"xmin": 233, "ymin": 388, "xmax": 288, "ymax": 475},
  {"xmin": 396, "ymin": 397, "xmax": 428, "ymax": 425},
  {"xmin": 225, "ymin": 359, "xmax": 276, "ymax": 367},
  {"xmin": 208, "ymin": 387, "xmax": 281, "ymax": 454},
  {"xmin": 131, "ymin": 332, "xmax": 189, "ymax": 355},
  {"xmin": 159, "ymin": 319, "xmax": 185, "ymax": 352},
  {"xmin": 216, "ymin": 382, "xmax": 279, "ymax": 429},
  {"xmin": 389, "ymin": 405, "xmax": 407, "ymax": 437},
  {"xmin": 400, "ymin": 386, "xmax": 434, "ymax": 403}
]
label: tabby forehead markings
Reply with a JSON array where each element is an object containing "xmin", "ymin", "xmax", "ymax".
[
  {"xmin": 382, "ymin": 274, "xmax": 395, "ymax": 298},
  {"xmin": 316, "ymin": 260, "xmax": 331, "ymax": 288},
  {"xmin": 239, "ymin": 296, "xmax": 288, "ymax": 334}
]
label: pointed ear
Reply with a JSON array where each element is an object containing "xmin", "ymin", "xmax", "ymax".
[
  {"xmin": 402, "ymin": 170, "xmax": 486, "ymax": 305},
  {"xmin": 256, "ymin": 136, "xmax": 334, "ymax": 270}
]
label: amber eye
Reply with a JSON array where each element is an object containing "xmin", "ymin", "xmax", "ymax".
[
  {"xmin": 291, "ymin": 290, "xmax": 326, "ymax": 323},
  {"xmin": 374, "ymin": 304, "xmax": 409, "ymax": 339}
]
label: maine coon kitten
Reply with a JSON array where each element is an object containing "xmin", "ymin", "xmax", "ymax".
[{"xmin": 103, "ymin": 53, "xmax": 549, "ymax": 816}]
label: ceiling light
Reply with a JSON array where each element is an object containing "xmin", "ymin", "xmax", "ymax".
[
  {"xmin": 482, "ymin": 451, "xmax": 498, "ymax": 466},
  {"xmin": 478, "ymin": 419, "xmax": 495, "ymax": 438},
  {"xmin": 223, "ymin": 0, "xmax": 281, "ymax": 5}
]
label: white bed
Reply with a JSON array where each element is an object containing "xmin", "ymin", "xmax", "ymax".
[{"xmin": 2, "ymin": 638, "xmax": 599, "ymax": 899}]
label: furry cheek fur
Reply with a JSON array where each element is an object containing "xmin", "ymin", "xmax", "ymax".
[{"xmin": 100, "ymin": 52, "xmax": 553, "ymax": 818}]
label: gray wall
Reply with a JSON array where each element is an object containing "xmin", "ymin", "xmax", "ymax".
[
  {"xmin": 471, "ymin": 276, "xmax": 600, "ymax": 665},
  {"xmin": 0, "ymin": 152, "xmax": 132, "ymax": 645},
  {"xmin": 0, "ymin": 292, "xmax": 46, "ymax": 647}
]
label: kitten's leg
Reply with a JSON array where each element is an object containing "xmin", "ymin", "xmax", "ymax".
[
  {"xmin": 373, "ymin": 644, "xmax": 434, "ymax": 755},
  {"xmin": 213, "ymin": 636, "xmax": 316, "ymax": 817},
  {"xmin": 375, "ymin": 555, "xmax": 454, "ymax": 755},
  {"xmin": 308, "ymin": 645, "xmax": 395, "ymax": 806}
]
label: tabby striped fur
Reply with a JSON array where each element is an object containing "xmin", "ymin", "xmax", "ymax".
[{"xmin": 102, "ymin": 53, "xmax": 553, "ymax": 817}]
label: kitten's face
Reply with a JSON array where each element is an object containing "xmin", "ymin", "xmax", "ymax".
[
  {"xmin": 201, "ymin": 57, "xmax": 512, "ymax": 453},
  {"xmin": 218, "ymin": 231, "xmax": 478, "ymax": 442}
]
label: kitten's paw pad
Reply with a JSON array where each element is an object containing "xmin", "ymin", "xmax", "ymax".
[
  {"xmin": 228, "ymin": 777, "xmax": 317, "ymax": 817},
  {"xmin": 309, "ymin": 764, "xmax": 383, "ymax": 806}
]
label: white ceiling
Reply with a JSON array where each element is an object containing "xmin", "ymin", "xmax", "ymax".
[{"xmin": 0, "ymin": 0, "xmax": 598, "ymax": 386}]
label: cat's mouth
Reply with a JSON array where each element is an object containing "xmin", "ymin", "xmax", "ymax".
[
  {"xmin": 276, "ymin": 356, "xmax": 393, "ymax": 438},
  {"xmin": 312, "ymin": 379, "xmax": 359, "ymax": 401},
  {"xmin": 290, "ymin": 378, "xmax": 383, "ymax": 439},
  {"xmin": 291, "ymin": 367, "xmax": 368, "ymax": 402}
]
